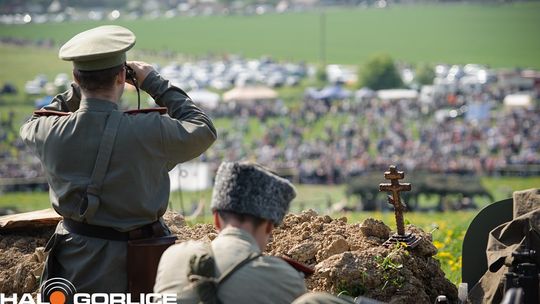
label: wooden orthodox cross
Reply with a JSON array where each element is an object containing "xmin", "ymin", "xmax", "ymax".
[
  {"xmin": 379, "ymin": 165, "xmax": 411, "ymax": 236},
  {"xmin": 379, "ymin": 165, "xmax": 421, "ymax": 248}
]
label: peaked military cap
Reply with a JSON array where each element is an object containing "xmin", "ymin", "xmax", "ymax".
[
  {"xmin": 211, "ymin": 162, "xmax": 296, "ymax": 225},
  {"xmin": 59, "ymin": 25, "xmax": 136, "ymax": 71}
]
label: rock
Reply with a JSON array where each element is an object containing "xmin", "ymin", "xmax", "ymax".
[
  {"xmin": 359, "ymin": 218, "xmax": 391, "ymax": 239},
  {"xmin": 316, "ymin": 237, "xmax": 349, "ymax": 261},
  {"xmin": 513, "ymin": 188, "xmax": 540, "ymax": 218},
  {"xmin": 162, "ymin": 211, "xmax": 187, "ymax": 235},
  {"xmin": 31, "ymin": 247, "xmax": 47, "ymax": 276},
  {"xmin": 288, "ymin": 242, "xmax": 318, "ymax": 263},
  {"xmin": 322, "ymin": 215, "xmax": 333, "ymax": 223},
  {"xmin": 406, "ymin": 224, "xmax": 438, "ymax": 257}
]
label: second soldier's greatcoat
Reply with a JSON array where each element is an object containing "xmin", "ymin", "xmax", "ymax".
[{"xmin": 155, "ymin": 227, "xmax": 307, "ymax": 303}]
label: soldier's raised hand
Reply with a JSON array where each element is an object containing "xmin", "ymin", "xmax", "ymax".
[{"xmin": 126, "ymin": 61, "xmax": 155, "ymax": 85}]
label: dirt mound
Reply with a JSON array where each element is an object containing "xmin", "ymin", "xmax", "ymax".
[
  {"xmin": 0, "ymin": 212, "xmax": 216, "ymax": 295},
  {"xmin": 0, "ymin": 210, "xmax": 457, "ymax": 303},
  {"xmin": 266, "ymin": 210, "xmax": 457, "ymax": 304},
  {"xmin": 0, "ymin": 227, "xmax": 53, "ymax": 294},
  {"xmin": 163, "ymin": 212, "xmax": 217, "ymax": 242}
]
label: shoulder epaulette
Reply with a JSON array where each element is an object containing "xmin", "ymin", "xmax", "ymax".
[
  {"xmin": 124, "ymin": 107, "xmax": 167, "ymax": 115},
  {"xmin": 33, "ymin": 110, "xmax": 71, "ymax": 117},
  {"xmin": 34, "ymin": 107, "xmax": 168, "ymax": 117}
]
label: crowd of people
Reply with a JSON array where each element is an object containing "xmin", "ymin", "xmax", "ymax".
[
  {"xmin": 0, "ymin": 111, "xmax": 43, "ymax": 185},
  {"xmin": 203, "ymin": 85, "xmax": 539, "ymax": 184},
  {"xmin": 2, "ymin": 65, "xmax": 539, "ymax": 185}
]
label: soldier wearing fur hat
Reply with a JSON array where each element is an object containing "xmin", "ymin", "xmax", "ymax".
[
  {"xmin": 20, "ymin": 25, "xmax": 216, "ymax": 293},
  {"xmin": 154, "ymin": 162, "xmax": 307, "ymax": 303}
]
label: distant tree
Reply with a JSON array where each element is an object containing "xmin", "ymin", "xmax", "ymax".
[
  {"xmin": 415, "ymin": 63, "xmax": 436, "ymax": 86},
  {"xmin": 316, "ymin": 65, "xmax": 327, "ymax": 83},
  {"xmin": 358, "ymin": 54, "xmax": 402, "ymax": 90}
]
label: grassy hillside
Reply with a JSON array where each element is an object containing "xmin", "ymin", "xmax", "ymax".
[{"xmin": 1, "ymin": 3, "xmax": 539, "ymax": 68}]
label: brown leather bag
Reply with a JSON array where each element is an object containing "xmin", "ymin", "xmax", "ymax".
[{"xmin": 127, "ymin": 235, "xmax": 177, "ymax": 296}]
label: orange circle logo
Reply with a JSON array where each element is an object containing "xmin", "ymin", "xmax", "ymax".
[
  {"xmin": 49, "ymin": 290, "xmax": 66, "ymax": 304},
  {"xmin": 40, "ymin": 278, "xmax": 76, "ymax": 304}
]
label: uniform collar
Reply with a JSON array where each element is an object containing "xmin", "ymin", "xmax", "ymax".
[
  {"xmin": 78, "ymin": 98, "xmax": 118, "ymax": 112},
  {"xmin": 218, "ymin": 226, "xmax": 261, "ymax": 253}
]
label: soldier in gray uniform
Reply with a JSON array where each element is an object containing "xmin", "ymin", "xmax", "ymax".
[
  {"xmin": 154, "ymin": 162, "xmax": 307, "ymax": 303},
  {"xmin": 20, "ymin": 25, "xmax": 216, "ymax": 293}
]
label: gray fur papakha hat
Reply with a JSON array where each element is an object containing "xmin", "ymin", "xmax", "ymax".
[
  {"xmin": 59, "ymin": 25, "xmax": 136, "ymax": 71},
  {"xmin": 211, "ymin": 162, "xmax": 296, "ymax": 225}
]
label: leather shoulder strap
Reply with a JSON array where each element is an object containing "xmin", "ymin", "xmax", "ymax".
[
  {"xmin": 280, "ymin": 256, "xmax": 315, "ymax": 276},
  {"xmin": 79, "ymin": 110, "xmax": 123, "ymax": 221}
]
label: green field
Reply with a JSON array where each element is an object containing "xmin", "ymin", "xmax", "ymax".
[
  {"xmin": 1, "ymin": 2, "xmax": 540, "ymax": 68},
  {"xmin": 2, "ymin": 176, "xmax": 538, "ymax": 213}
]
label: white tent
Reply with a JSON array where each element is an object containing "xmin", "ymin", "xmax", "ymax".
[
  {"xmin": 377, "ymin": 89, "xmax": 418, "ymax": 100},
  {"xmin": 503, "ymin": 94, "xmax": 534, "ymax": 108},
  {"xmin": 188, "ymin": 89, "xmax": 220, "ymax": 110},
  {"xmin": 223, "ymin": 86, "xmax": 278, "ymax": 103},
  {"xmin": 169, "ymin": 162, "xmax": 211, "ymax": 192}
]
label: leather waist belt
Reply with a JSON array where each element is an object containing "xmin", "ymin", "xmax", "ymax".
[{"xmin": 63, "ymin": 218, "xmax": 168, "ymax": 241}]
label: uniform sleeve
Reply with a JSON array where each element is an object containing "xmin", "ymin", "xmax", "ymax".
[
  {"xmin": 41, "ymin": 82, "xmax": 82, "ymax": 112},
  {"xmin": 19, "ymin": 118, "xmax": 39, "ymax": 152},
  {"xmin": 140, "ymin": 71, "xmax": 217, "ymax": 166},
  {"xmin": 20, "ymin": 83, "xmax": 80, "ymax": 151}
]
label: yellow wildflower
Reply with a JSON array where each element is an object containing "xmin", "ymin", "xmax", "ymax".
[
  {"xmin": 433, "ymin": 241, "xmax": 444, "ymax": 249},
  {"xmin": 438, "ymin": 251, "xmax": 452, "ymax": 259}
]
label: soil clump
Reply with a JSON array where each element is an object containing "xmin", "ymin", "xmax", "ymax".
[{"xmin": 266, "ymin": 210, "xmax": 457, "ymax": 303}]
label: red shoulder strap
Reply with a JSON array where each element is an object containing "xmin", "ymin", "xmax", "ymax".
[
  {"xmin": 124, "ymin": 107, "xmax": 167, "ymax": 115},
  {"xmin": 33, "ymin": 110, "xmax": 71, "ymax": 117},
  {"xmin": 34, "ymin": 107, "xmax": 167, "ymax": 116},
  {"xmin": 279, "ymin": 256, "xmax": 315, "ymax": 276}
]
